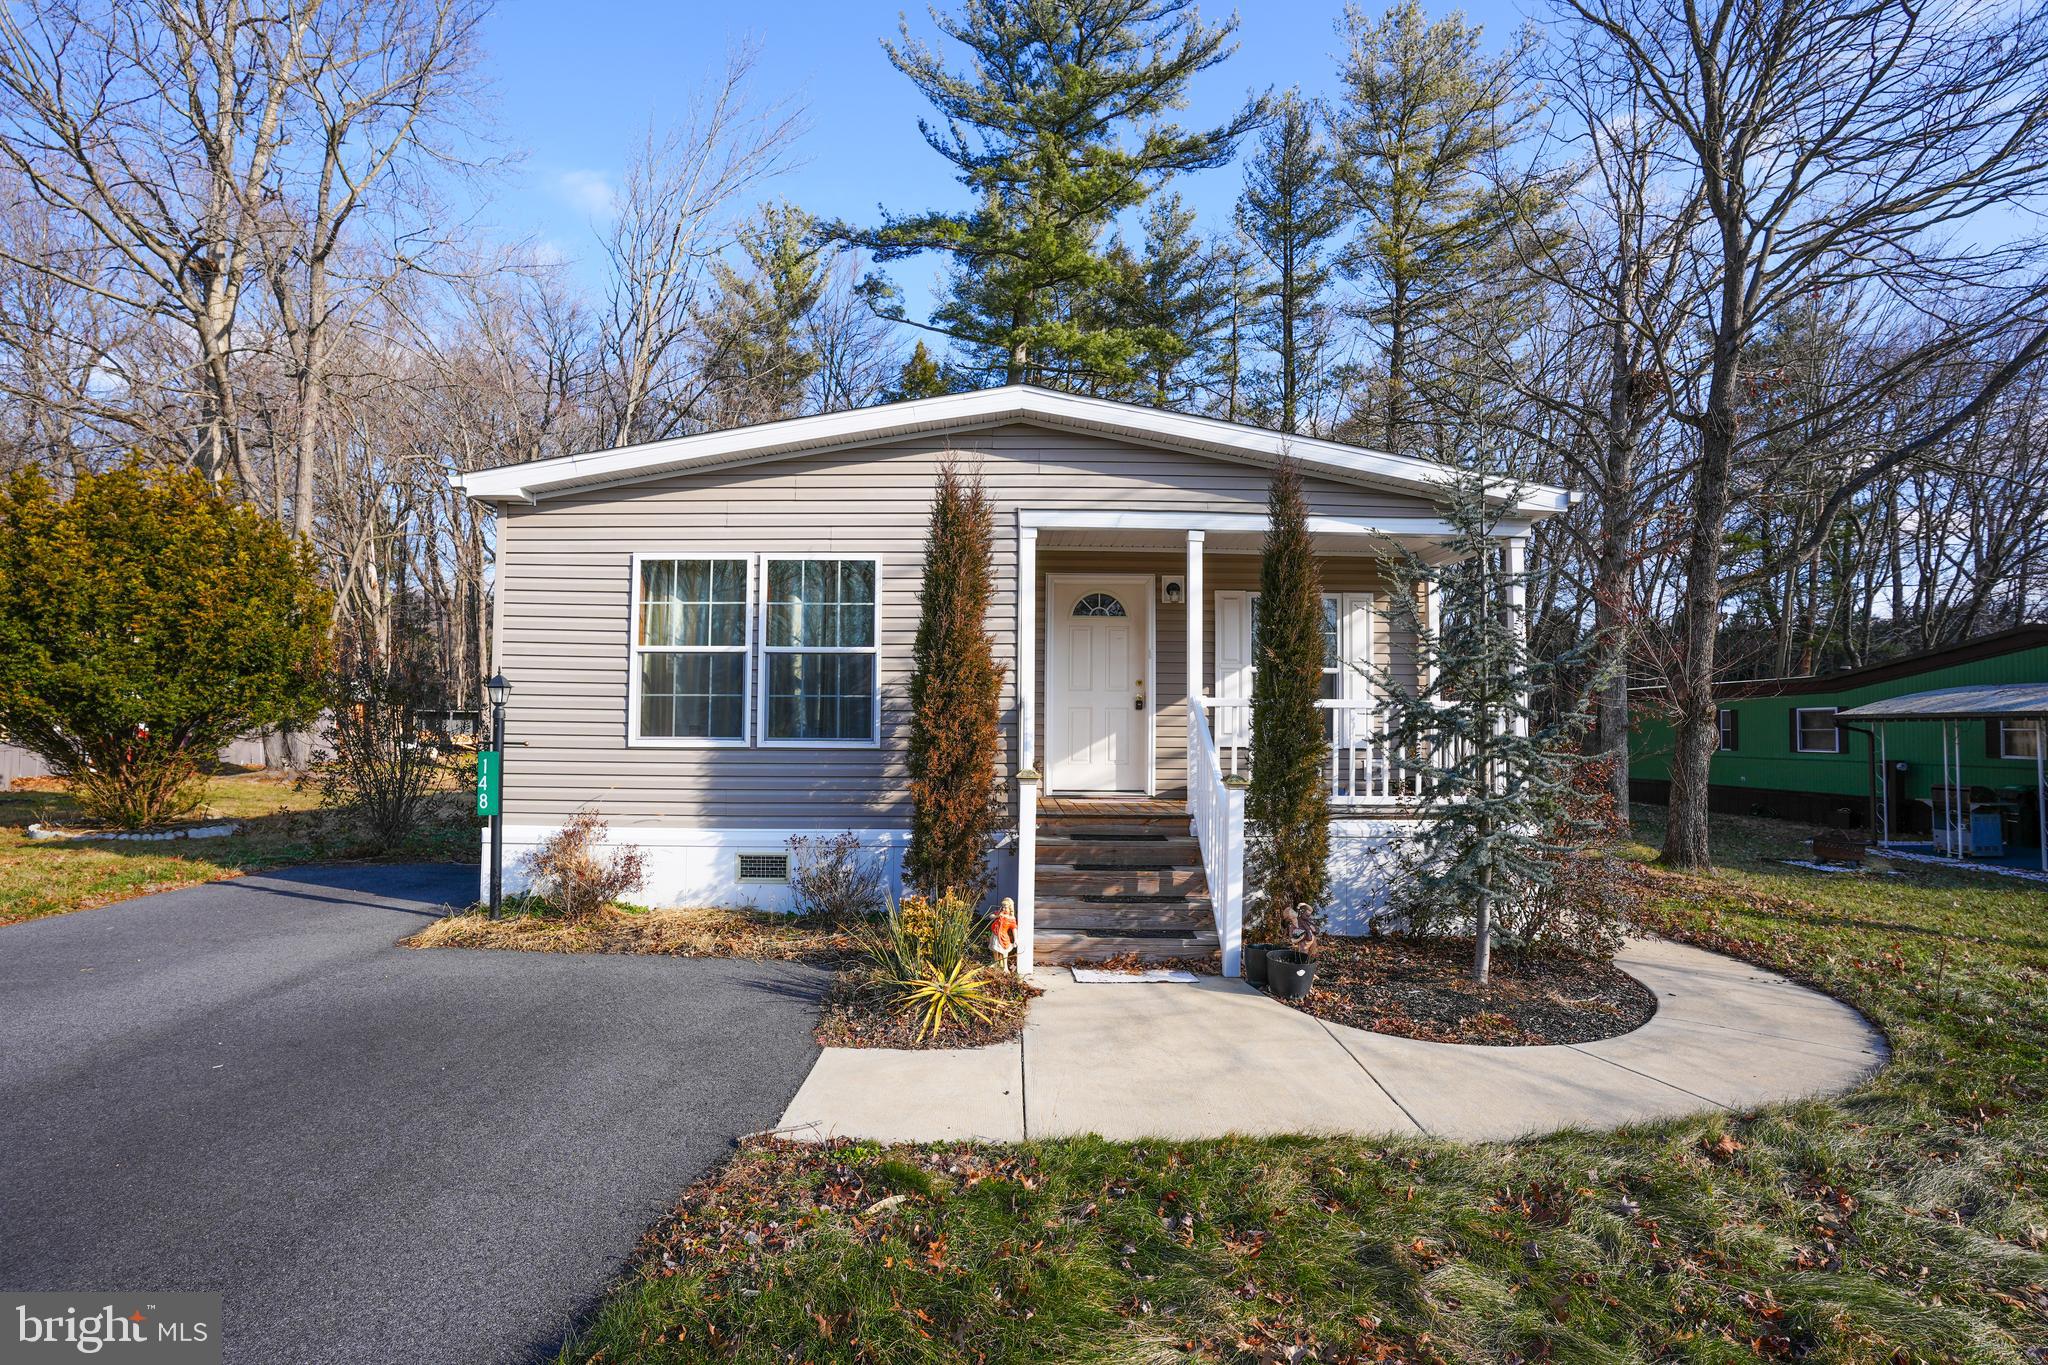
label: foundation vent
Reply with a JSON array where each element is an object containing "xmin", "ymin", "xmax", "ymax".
[{"xmin": 736, "ymin": 851, "xmax": 791, "ymax": 885}]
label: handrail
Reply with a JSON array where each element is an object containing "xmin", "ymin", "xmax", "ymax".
[{"xmin": 1186, "ymin": 699, "xmax": 1244, "ymax": 977}]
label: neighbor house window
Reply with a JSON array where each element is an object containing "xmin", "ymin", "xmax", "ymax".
[
  {"xmin": 1793, "ymin": 706, "xmax": 1839, "ymax": 754},
  {"xmin": 632, "ymin": 557, "xmax": 750, "ymax": 743},
  {"xmin": 1717, "ymin": 708, "xmax": 1739, "ymax": 751},
  {"xmin": 762, "ymin": 557, "xmax": 879, "ymax": 744},
  {"xmin": 1999, "ymin": 719, "xmax": 2041, "ymax": 760}
]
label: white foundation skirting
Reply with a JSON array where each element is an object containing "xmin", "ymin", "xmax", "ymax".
[
  {"xmin": 482, "ymin": 824, "xmax": 1019, "ymax": 913},
  {"xmin": 1325, "ymin": 819, "xmax": 1425, "ymax": 933}
]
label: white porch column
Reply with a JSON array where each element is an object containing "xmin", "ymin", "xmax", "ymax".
[
  {"xmin": 1503, "ymin": 535, "xmax": 1528, "ymax": 736},
  {"xmin": 1018, "ymin": 525, "xmax": 1037, "ymax": 774},
  {"xmin": 1015, "ymin": 522, "xmax": 1038, "ymax": 975},
  {"xmin": 1185, "ymin": 529, "xmax": 1205, "ymax": 746}
]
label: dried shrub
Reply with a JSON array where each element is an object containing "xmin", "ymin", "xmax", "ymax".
[
  {"xmin": 787, "ymin": 831, "xmax": 888, "ymax": 923},
  {"xmin": 519, "ymin": 808, "xmax": 647, "ymax": 921},
  {"xmin": 317, "ymin": 656, "xmax": 447, "ymax": 851},
  {"xmin": 1501, "ymin": 758, "xmax": 1650, "ymax": 961}
]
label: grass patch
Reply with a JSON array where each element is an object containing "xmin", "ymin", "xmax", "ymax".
[
  {"xmin": 0, "ymin": 772, "xmax": 472, "ymax": 927},
  {"xmin": 401, "ymin": 904, "xmax": 860, "ymax": 962},
  {"xmin": 560, "ymin": 808, "xmax": 2048, "ymax": 1363}
]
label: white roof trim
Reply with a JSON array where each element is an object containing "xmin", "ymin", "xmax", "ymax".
[{"xmin": 453, "ymin": 385, "xmax": 1572, "ymax": 515}]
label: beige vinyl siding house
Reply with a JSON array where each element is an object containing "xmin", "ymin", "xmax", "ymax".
[{"xmin": 459, "ymin": 386, "xmax": 1568, "ymax": 974}]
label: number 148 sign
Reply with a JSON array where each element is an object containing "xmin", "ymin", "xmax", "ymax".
[{"xmin": 475, "ymin": 750, "xmax": 501, "ymax": 818}]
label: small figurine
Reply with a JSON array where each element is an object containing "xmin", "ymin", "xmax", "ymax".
[{"xmin": 990, "ymin": 897, "xmax": 1018, "ymax": 969}]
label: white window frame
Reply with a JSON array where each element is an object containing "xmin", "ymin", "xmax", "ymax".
[
  {"xmin": 627, "ymin": 552, "xmax": 754, "ymax": 749},
  {"xmin": 1244, "ymin": 591, "xmax": 1373, "ymax": 701},
  {"xmin": 1793, "ymin": 706, "xmax": 1840, "ymax": 754},
  {"xmin": 1716, "ymin": 707, "xmax": 1738, "ymax": 751},
  {"xmin": 1998, "ymin": 719, "xmax": 2041, "ymax": 760},
  {"xmin": 757, "ymin": 553, "xmax": 884, "ymax": 750}
]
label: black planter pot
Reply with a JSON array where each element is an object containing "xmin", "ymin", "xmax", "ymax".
[
  {"xmin": 1244, "ymin": 942, "xmax": 1281, "ymax": 986},
  {"xmin": 1267, "ymin": 949, "xmax": 1315, "ymax": 1001}
]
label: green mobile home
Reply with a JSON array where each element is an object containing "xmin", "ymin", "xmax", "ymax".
[{"xmin": 1629, "ymin": 626, "xmax": 2048, "ymax": 843}]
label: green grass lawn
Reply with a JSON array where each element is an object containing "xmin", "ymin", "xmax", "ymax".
[
  {"xmin": 0, "ymin": 772, "xmax": 473, "ymax": 927},
  {"xmin": 560, "ymin": 810, "xmax": 2048, "ymax": 1364}
]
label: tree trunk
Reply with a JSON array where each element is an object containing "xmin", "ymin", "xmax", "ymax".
[
  {"xmin": 1592, "ymin": 303, "xmax": 1638, "ymax": 816},
  {"xmin": 1661, "ymin": 376, "xmax": 1741, "ymax": 868}
]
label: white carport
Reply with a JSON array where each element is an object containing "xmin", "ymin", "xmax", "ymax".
[{"xmin": 1837, "ymin": 684, "xmax": 2048, "ymax": 872}]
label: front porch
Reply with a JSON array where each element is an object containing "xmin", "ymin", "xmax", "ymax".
[{"xmin": 1011, "ymin": 509, "xmax": 1532, "ymax": 977}]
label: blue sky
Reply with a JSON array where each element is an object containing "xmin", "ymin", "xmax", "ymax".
[{"xmin": 472, "ymin": 0, "xmax": 1531, "ymax": 319}]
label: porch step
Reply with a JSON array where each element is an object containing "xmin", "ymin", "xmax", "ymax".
[
  {"xmin": 1037, "ymin": 819, "xmax": 1191, "ymax": 838},
  {"xmin": 1035, "ymin": 929, "xmax": 1220, "ymax": 966},
  {"xmin": 1035, "ymin": 835, "xmax": 1202, "ymax": 867},
  {"xmin": 1035, "ymin": 898, "xmax": 1213, "ymax": 933},
  {"xmin": 1036, "ymin": 865, "xmax": 1209, "ymax": 896}
]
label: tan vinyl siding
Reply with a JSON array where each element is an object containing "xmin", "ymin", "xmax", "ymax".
[{"xmin": 496, "ymin": 422, "xmax": 1440, "ymax": 827}]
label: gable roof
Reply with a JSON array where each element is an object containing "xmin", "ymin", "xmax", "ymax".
[{"xmin": 453, "ymin": 384, "xmax": 1573, "ymax": 516}]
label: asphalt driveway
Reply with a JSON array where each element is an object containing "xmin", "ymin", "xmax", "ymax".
[{"xmin": 0, "ymin": 865, "xmax": 830, "ymax": 1364}]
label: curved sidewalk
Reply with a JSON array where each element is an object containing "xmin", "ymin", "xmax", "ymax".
[{"xmin": 777, "ymin": 937, "xmax": 1889, "ymax": 1144}]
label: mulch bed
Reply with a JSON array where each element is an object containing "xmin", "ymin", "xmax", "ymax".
[
  {"xmin": 1277, "ymin": 935, "xmax": 1655, "ymax": 1045},
  {"xmin": 401, "ymin": 905, "xmax": 860, "ymax": 962},
  {"xmin": 815, "ymin": 969, "xmax": 1040, "ymax": 1050}
]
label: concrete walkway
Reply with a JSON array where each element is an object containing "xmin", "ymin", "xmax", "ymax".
[{"xmin": 776, "ymin": 937, "xmax": 1888, "ymax": 1144}]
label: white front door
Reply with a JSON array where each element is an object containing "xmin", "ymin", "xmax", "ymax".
[{"xmin": 1048, "ymin": 578, "xmax": 1150, "ymax": 793}]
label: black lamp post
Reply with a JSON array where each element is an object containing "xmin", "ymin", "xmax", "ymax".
[{"xmin": 486, "ymin": 672, "xmax": 510, "ymax": 918}]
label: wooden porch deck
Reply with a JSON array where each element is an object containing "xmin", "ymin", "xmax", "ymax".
[{"xmin": 1037, "ymin": 796, "xmax": 1189, "ymax": 818}]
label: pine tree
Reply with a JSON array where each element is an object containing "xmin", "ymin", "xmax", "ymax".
[
  {"xmin": 1236, "ymin": 90, "xmax": 1348, "ymax": 435},
  {"xmin": 1116, "ymin": 193, "xmax": 1234, "ymax": 408},
  {"xmin": 906, "ymin": 462, "xmax": 1007, "ymax": 900},
  {"xmin": 833, "ymin": 0, "xmax": 1262, "ymax": 389},
  {"xmin": 1375, "ymin": 467, "xmax": 1592, "ymax": 983},
  {"xmin": 1331, "ymin": 1, "xmax": 1537, "ymax": 451},
  {"xmin": 697, "ymin": 203, "xmax": 826, "ymax": 425},
  {"xmin": 1246, "ymin": 458, "xmax": 1331, "ymax": 939},
  {"xmin": 892, "ymin": 340, "xmax": 950, "ymax": 400}
]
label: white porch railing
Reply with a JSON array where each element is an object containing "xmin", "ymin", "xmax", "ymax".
[
  {"xmin": 1203, "ymin": 698, "xmax": 1429, "ymax": 805},
  {"xmin": 1187, "ymin": 696, "xmax": 1246, "ymax": 977}
]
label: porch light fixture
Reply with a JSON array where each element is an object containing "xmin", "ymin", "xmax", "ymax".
[{"xmin": 1161, "ymin": 576, "xmax": 1186, "ymax": 606}]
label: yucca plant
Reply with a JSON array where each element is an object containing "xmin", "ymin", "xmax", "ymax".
[
  {"xmin": 895, "ymin": 958, "xmax": 999, "ymax": 1041},
  {"xmin": 852, "ymin": 890, "xmax": 997, "ymax": 1039}
]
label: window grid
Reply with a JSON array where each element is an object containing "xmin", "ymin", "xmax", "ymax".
[
  {"xmin": 760, "ymin": 556, "xmax": 881, "ymax": 747},
  {"xmin": 631, "ymin": 556, "xmax": 751, "ymax": 746}
]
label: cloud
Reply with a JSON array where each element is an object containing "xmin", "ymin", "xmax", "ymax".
[{"xmin": 553, "ymin": 169, "xmax": 617, "ymax": 220}]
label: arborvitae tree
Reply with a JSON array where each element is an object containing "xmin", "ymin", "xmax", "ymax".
[
  {"xmin": 1246, "ymin": 458, "xmax": 1331, "ymax": 938},
  {"xmin": 906, "ymin": 462, "xmax": 1007, "ymax": 900},
  {"xmin": 893, "ymin": 340, "xmax": 951, "ymax": 400},
  {"xmin": 1375, "ymin": 466, "xmax": 1590, "ymax": 983},
  {"xmin": 833, "ymin": 0, "xmax": 1263, "ymax": 389},
  {"xmin": 1331, "ymin": 1, "xmax": 1537, "ymax": 451},
  {"xmin": 1236, "ymin": 89, "xmax": 1347, "ymax": 435}
]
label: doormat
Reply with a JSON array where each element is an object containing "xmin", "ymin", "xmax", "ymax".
[{"xmin": 1070, "ymin": 968, "xmax": 1201, "ymax": 984}]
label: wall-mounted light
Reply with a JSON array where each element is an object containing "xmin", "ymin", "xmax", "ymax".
[{"xmin": 1161, "ymin": 576, "xmax": 1186, "ymax": 605}]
